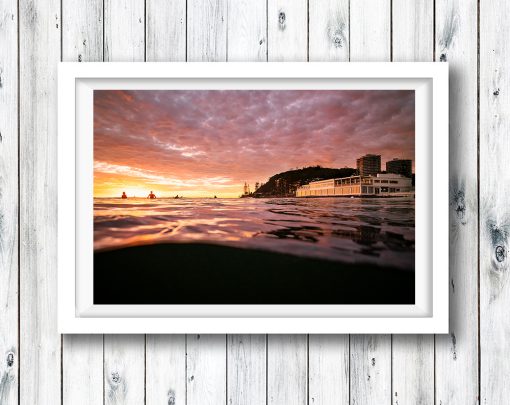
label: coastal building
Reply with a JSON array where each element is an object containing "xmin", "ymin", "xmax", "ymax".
[
  {"xmin": 386, "ymin": 158, "xmax": 412, "ymax": 178},
  {"xmin": 295, "ymin": 173, "xmax": 413, "ymax": 197},
  {"xmin": 356, "ymin": 154, "xmax": 381, "ymax": 176}
]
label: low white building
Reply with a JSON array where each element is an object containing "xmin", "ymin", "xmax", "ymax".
[{"xmin": 295, "ymin": 173, "xmax": 413, "ymax": 197}]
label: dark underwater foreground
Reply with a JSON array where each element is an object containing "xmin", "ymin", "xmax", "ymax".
[{"xmin": 94, "ymin": 243, "xmax": 414, "ymax": 305}]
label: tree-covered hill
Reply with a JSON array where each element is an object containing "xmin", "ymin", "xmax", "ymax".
[{"xmin": 252, "ymin": 166, "xmax": 357, "ymax": 197}]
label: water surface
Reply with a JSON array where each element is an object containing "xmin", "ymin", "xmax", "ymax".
[{"xmin": 94, "ymin": 197, "xmax": 415, "ymax": 270}]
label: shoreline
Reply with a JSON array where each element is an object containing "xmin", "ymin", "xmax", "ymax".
[{"xmin": 94, "ymin": 242, "xmax": 415, "ymax": 305}]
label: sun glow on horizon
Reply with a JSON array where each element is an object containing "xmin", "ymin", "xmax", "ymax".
[{"xmin": 94, "ymin": 89, "xmax": 415, "ymax": 200}]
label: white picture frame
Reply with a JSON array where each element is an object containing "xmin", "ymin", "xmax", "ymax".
[{"xmin": 58, "ymin": 62, "xmax": 449, "ymax": 334}]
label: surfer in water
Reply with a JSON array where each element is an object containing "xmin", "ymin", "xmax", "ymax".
[
  {"xmin": 121, "ymin": 191, "xmax": 127, "ymax": 199},
  {"xmin": 147, "ymin": 191, "xmax": 156, "ymax": 199}
]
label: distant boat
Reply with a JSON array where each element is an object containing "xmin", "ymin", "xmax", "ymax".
[
  {"xmin": 174, "ymin": 195, "xmax": 180, "ymax": 199},
  {"xmin": 214, "ymin": 195, "xmax": 217, "ymax": 199}
]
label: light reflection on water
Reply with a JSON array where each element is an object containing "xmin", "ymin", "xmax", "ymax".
[{"xmin": 94, "ymin": 197, "xmax": 415, "ymax": 270}]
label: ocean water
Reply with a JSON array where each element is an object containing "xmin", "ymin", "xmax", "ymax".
[{"xmin": 94, "ymin": 197, "xmax": 415, "ymax": 270}]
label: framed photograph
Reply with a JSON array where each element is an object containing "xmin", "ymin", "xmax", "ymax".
[{"xmin": 58, "ymin": 62, "xmax": 448, "ymax": 333}]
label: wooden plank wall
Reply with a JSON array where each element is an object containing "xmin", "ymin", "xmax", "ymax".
[{"xmin": 0, "ymin": 0, "xmax": 494, "ymax": 403}]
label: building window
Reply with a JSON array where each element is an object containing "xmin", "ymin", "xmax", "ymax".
[{"xmin": 390, "ymin": 180, "xmax": 398, "ymax": 184}]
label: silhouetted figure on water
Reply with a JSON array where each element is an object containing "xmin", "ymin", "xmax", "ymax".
[
  {"xmin": 121, "ymin": 191, "xmax": 127, "ymax": 199},
  {"xmin": 148, "ymin": 191, "xmax": 157, "ymax": 199}
]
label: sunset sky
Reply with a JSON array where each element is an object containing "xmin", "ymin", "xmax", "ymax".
[{"xmin": 94, "ymin": 90, "xmax": 415, "ymax": 198}]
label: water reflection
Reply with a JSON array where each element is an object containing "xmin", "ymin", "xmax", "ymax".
[{"xmin": 94, "ymin": 197, "xmax": 415, "ymax": 270}]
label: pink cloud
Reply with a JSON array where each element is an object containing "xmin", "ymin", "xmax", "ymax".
[{"xmin": 94, "ymin": 90, "xmax": 414, "ymax": 195}]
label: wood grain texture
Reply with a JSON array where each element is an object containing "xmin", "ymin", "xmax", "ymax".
[
  {"xmin": 391, "ymin": 336, "xmax": 434, "ymax": 405},
  {"xmin": 480, "ymin": 0, "xmax": 510, "ymax": 403},
  {"xmin": 349, "ymin": 2, "xmax": 392, "ymax": 404},
  {"xmin": 104, "ymin": 335, "xmax": 146, "ymax": 405},
  {"xmin": 146, "ymin": 335, "xmax": 186, "ymax": 405},
  {"xmin": 267, "ymin": 0, "xmax": 308, "ymax": 61},
  {"xmin": 144, "ymin": 3, "xmax": 187, "ymax": 405},
  {"xmin": 267, "ymin": 335, "xmax": 307, "ymax": 405},
  {"xmin": 266, "ymin": 4, "xmax": 308, "ymax": 403},
  {"xmin": 187, "ymin": 0, "xmax": 227, "ymax": 61},
  {"xmin": 62, "ymin": 0, "xmax": 103, "ymax": 62},
  {"xmin": 391, "ymin": 2, "xmax": 435, "ymax": 404},
  {"xmin": 146, "ymin": 0, "xmax": 186, "ymax": 61},
  {"xmin": 19, "ymin": 0, "xmax": 61, "ymax": 402},
  {"xmin": 308, "ymin": 335, "xmax": 349, "ymax": 405},
  {"xmin": 61, "ymin": 2, "xmax": 104, "ymax": 403},
  {"xmin": 435, "ymin": 0, "xmax": 479, "ymax": 404},
  {"xmin": 104, "ymin": 0, "xmax": 145, "ymax": 61},
  {"xmin": 308, "ymin": 0, "xmax": 349, "ymax": 61},
  {"xmin": 0, "ymin": 0, "xmax": 18, "ymax": 404},
  {"xmin": 350, "ymin": 0, "xmax": 390, "ymax": 61},
  {"xmin": 227, "ymin": 335, "xmax": 266, "ymax": 405},
  {"xmin": 392, "ymin": 0, "xmax": 434, "ymax": 62},
  {"xmin": 227, "ymin": 0, "xmax": 267, "ymax": 61},
  {"xmin": 103, "ymin": 2, "xmax": 147, "ymax": 403},
  {"xmin": 186, "ymin": 334, "xmax": 227, "ymax": 405},
  {"xmin": 63, "ymin": 335, "xmax": 104, "ymax": 405},
  {"xmin": 350, "ymin": 336, "xmax": 391, "ymax": 405},
  {"xmin": 307, "ymin": 3, "xmax": 350, "ymax": 402},
  {"xmin": 5, "ymin": 0, "xmax": 502, "ymax": 402}
]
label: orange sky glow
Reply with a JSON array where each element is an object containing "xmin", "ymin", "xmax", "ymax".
[{"xmin": 94, "ymin": 90, "xmax": 415, "ymax": 198}]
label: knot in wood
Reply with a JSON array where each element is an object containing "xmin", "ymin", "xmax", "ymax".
[
  {"xmin": 333, "ymin": 33, "xmax": 342, "ymax": 48},
  {"xmin": 496, "ymin": 245, "xmax": 506, "ymax": 262},
  {"xmin": 6, "ymin": 352, "xmax": 14, "ymax": 367},
  {"xmin": 111, "ymin": 371, "xmax": 121, "ymax": 384},
  {"xmin": 278, "ymin": 11, "xmax": 286, "ymax": 26}
]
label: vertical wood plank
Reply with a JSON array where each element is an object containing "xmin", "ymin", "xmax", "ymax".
[
  {"xmin": 146, "ymin": 335, "xmax": 186, "ymax": 405},
  {"xmin": 187, "ymin": 0, "xmax": 227, "ymax": 61},
  {"xmin": 19, "ymin": 0, "xmax": 61, "ymax": 402},
  {"xmin": 391, "ymin": 2, "xmax": 435, "ymax": 404},
  {"xmin": 62, "ymin": 0, "xmax": 103, "ymax": 62},
  {"xmin": 144, "ymin": 2, "xmax": 187, "ymax": 405},
  {"xmin": 435, "ymin": 0, "xmax": 479, "ymax": 404},
  {"xmin": 227, "ymin": 0, "xmax": 267, "ymax": 61},
  {"xmin": 0, "ymin": 0, "xmax": 18, "ymax": 403},
  {"xmin": 308, "ymin": 0, "xmax": 349, "ymax": 61},
  {"xmin": 307, "ymin": 3, "xmax": 349, "ymax": 403},
  {"xmin": 392, "ymin": 0, "xmax": 434, "ymax": 62},
  {"xmin": 187, "ymin": 334, "xmax": 227, "ymax": 405},
  {"xmin": 104, "ymin": 335, "xmax": 146, "ymax": 405},
  {"xmin": 349, "ymin": 2, "xmax": 392, "ymax": 404},
  {"xmin": 185, "ymin": 5, "xmax": 228, "ymax": 404},
  {"xmin": 480, "ymin": 0, "xmax": 510, "ymax": 403},
  {"xmin": 103, "ymin": 1, "xmax": 147, "ymax": 403},
  {"xmin": 267, "ymin": 0, "xmax": 308, "ymax": 61},
  {"xmin": 349, "ymin": 0, "xmax": 390, "ymax": 61},
  {"xmin": 104, "ymin": 0, "xmax": 145, "ymax": 61},
  {"xmin": 63, "ymin": 335, "xmax": 104, "ymax": 405},
  {"xmin": 350, "ymin": 336, "xmax": 391, "ymax": 404},
  {"xmin": 266, "ymin": 2, "xmax": 308, "ymax": 404},
  {"xmin": 267, "ymin": 335, "xmax": 307, "ymax": 405},
  {"xmin": 224, "ymin": 4, "xmax": 267, "ymax": 404},
  {"xmin": 61, "ymin": 0, "xmax": 104, "ymax": 403},
  {"xmin": 308, "ymin": 335, "xmax": 349, "ymax": 405},
  {"xmin": 227, "ymin": 335, "xmax": 266, "ymax": 405},
  {"xmin": 391, "ymin": 336, "xmax": 433, "ymax": 405},
  {"xmin": 146, "ymin": 0, "xmax": 186, "ymax": 61}
]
